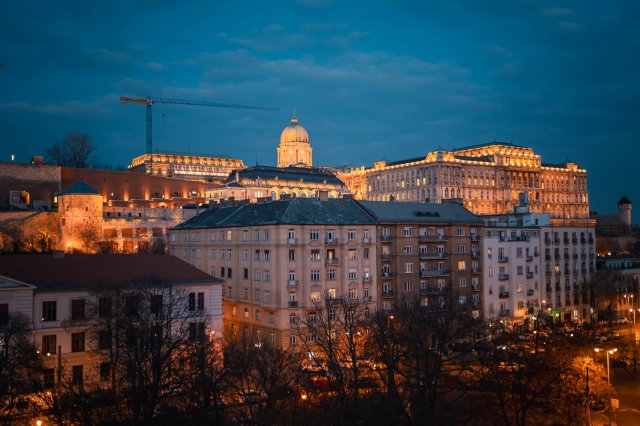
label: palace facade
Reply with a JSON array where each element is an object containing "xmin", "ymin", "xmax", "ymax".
[{"xmin": 339, "ymin": 142, "xmax": 589, "ymax": 219}]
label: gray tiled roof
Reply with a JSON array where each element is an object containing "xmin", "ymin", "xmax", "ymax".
[
  {"xmin": 358, "ymin": 201, "xmax": 483, "ymax": 223},
  {"xmin": 228, "ymin": 166, "xmax": 345, "ymax": 187},
  {"xmin": 174, "ymin": 198, "xmax": 376, "ymax": 229},
  {"xmin": 61, "ymin": 180, "xmax": 100, "ymax": 195}
]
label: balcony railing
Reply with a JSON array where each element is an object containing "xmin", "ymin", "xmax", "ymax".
[
  {"xmin": 381, "ymin": 235, "xmax": 393, "ymax": 242},
  {"xmin": 288, "ymin": 280, "xmax": 299, "ymax": 287},
  {"xmin": 545, "ymin": 271, "xmax": 552, "ymax": 277},
  {"xmin": 381, "ymin": 253, "xmax": 393, "ymax": 260},
  {"xmin": 527, "ymin": 289, "xmax": 535, "ymax": 296},
  {"xmin": 381, "ymin": 290, "xmax": 394, "ymax": 298},
  {"xmin": 498, "ymin": 256, "xmax": 509, "ymax": 263},
  {"xmin": 325, "ymin": 258, "xmax": 340, "ymax": 266},
  {"xmin": 472, "ymin": 251, "xmax": 480, "ymax": 258},
  {"xmin": 325, "ymin": 298, "xmax": 342, "ymax": 306},
  {"xmin": 499, "ymin": 291, "xmax": 510, "ymax": 298},
  {"xmin": 362, "ymin": 237, "xmax": 371, "ymax": 244},
  {"xmin": 499, "ymin": 309, "xmax": 510, "ymax": 316},
  {"xmin": 325, "ymin": 237, "xmax": 339, "ymax": 244},
  {"xmin": 471, "ymin": 234, "xmax": 480, "ymax": 241},
  {"xmin": 382, "ymin": 271, "xmax": 394, "ymax": 278},
  {"xmin": 526, "ymin": 272, "xmax": 534, "ymax": 279},
  {"xmin": 362, "ymin": 276, "xmax": 372, "ymax": 283},
  {"xmin": 288, "ymin": 238, "xmax": 298, "ymax": 245},
  {"xmin": 363, "ymin": 296, "xmax": 372, "ymax": 302},
  {"xmin": 419, "ymin": 235, "xmax": 447, "ymax": 242},
  {"xmin": 526, "ymin": 255, "xmax": 533, "ymax": 262},
  {"xmin": 472, "ymin": 268, "xmax": 481, "ymax": 275},
  {"xmin": 499, "ymin": 274, "xmax": 509, "ymax": 281},
  {"xmin": 420, "ymin": 269, "xmax": 449, "ymax": 277},
  {"xmin": 545, "ymin": 238, "xmax": 552, "ymax": 245},
  {"xmin": 289, "ymin": 301, "xmax": 299, "ymax": 308},
  {"xmin": 420, "ymin": 252, "xmax": 448, "ymax": 260},
  {"xmin": 420, "ymin": 286, "xmax": 450, "ymax": 294},
  {"xmin": 471, "ymin": 284, "xmax": 481, "ymax": 292}
]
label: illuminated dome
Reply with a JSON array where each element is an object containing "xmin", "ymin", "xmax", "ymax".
[{"xmin": 280, "ymin": 116, "xmax": 309, "ymax": 144}]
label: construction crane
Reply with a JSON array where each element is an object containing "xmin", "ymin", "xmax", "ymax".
[{"xmin": 120, "ymin": 96, "xmax": 279, "ymax": 163}]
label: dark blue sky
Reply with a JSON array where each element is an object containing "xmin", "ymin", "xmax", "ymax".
[{"xmin": 1, "ymin": 1, "xmax": 639, "ymax": 223}]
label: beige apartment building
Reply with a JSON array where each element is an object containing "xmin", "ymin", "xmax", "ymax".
[
  {"xmin": 339, "ymin": 142, "xmax": 589, "ymax": 219},
  {"xmin": 169, "ymin": 197, "xmax": 378, "ymax": 348},
  {"xmin": 359, "ymin": 201, "xmax": 485, "ymax": 320}
]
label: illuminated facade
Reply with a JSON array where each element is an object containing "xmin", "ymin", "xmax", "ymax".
[
  {"xmin": 339, "ymin": 142, "xmax": 590, "ymax": 219},
  {"xmin": 129, "ymin": 152, "xmax": 245, "ymax": 182},
  {"xmin": 276, "ymin": 115, "xmax": 313, "ymax": 168}
]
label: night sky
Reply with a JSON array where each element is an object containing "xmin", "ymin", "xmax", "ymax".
[{"xmin": 1, "ymin": 1, "xmax": 639, "ymax": 223}]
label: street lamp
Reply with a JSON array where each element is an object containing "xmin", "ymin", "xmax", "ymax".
[{"xmin": 594, "ymin": 347, "xmax": 617, "ymax": 426}]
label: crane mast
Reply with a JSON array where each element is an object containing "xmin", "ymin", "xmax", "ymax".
[{"xmin": 119, "ymin": 96, "xmax": 278, "ymax": 169}]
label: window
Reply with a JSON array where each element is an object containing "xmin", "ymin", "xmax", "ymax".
[
  {"xmin": 189, "ymin": 292, "xmax": 205, "ymax": 311},
  {"xmin": 264, "ymin": 270, "xmax": 271, "ymax": 282},
  {"xmin": 72, "ymin": 365, "xmax": 83, "ymax": 387},
  {"xmin": 403, "ymin": 227, "xmax": 413, "ymax": 236},
  {"xmin": 326, "ymin": 230, "xmax": 336, "ymax": 242},
  {"xmin": 42, "ymin": 301, "xmax": 56, "ymax": 322},
  {"xmin": 326, "ymin": 269, "xmax": 336, "ymax": 280},
  {"xmin": 311, "ymin": 249, "xmax": 320, "ymax": 261},
  {"xmin": 98, "ymin": 330, "xmax": 111, "ymax": 350},
  {"xmin": 288, "ymin": 229, "xmax": 296, "ymax": 241},
  {"xmin": 244, "ymin": 308, "xmax": 249, "ymax": 319},
  {"xmin": 488, "ymin": 266, "xmax": 493, "ymax": 277},
  {"xmin": 487, "ymin": 247, "xmax": 492, "ymax": 258},
  {"xmin": 71, "ymin": 299, "xmax": 85, "ymax": 320},
  {"xmin": 243, "ymin": 288, "xmax": 249, "ymax": 300},
  {"xmin": 125, "ymin": 296, "xmax": 138, "ymax": 317},
  {"xmin": 457, "ymin": 244, "xmax": 466, "ymax": 254},
  {"xmin": 348, "ymin": 249, "xmax": 357, "ymax": 259},
  {"xmin": 264, "ymin": 250, "xmax": 270, "ymax": 261},
  {"xmin": 311, "ymin": 292, "xmax": 321, "ymax": 303},
  {"xmin": 255, "ymin": 270, "xmax": 261, "ymax": 281},
  {"xmin": 100, "ymin": 363, "xmax": 110, "ymax": 382},
  {"xmin": 150, "ymin": 295, "xmax": 163, "ymax": 315},
  {"xmin": 263, "ymin": 230, "xmax": 270, "ymax": 241},
  {"xmin": 243, "ymin": 268, "xmax": 249, "ymax": 279},
  {"xmin": 310, "ymin": 229, "xmax": 319, "ymax": 240},
  {"xmin": 288, "ymin": 250, "xmax": 296, "ymax": 261},
  {"xmin": 458, "ymin": 260, "xmax": 466, "ymax": 270},
  {"xmin": 227, "ymin": 249, "xmax": 232, "ymax": 260},
  {"xmin": 404, "ymin": 281, "xmax": 414, "ymax": 291},
  {"xmin": 290, "ymin": 335, "xmax": 297, "ymax": 346},
  {"xmin": 227, "ymin": 268, "xmax": 232, "ymax": 278},
  {"xmin": 363, "ymin": 248, "xmax": 370, "ymax": 259},
  {"xmin": 42, "ymin": 335, "xmax": 57, "ymax": 354},
  {"xmin": 189, "ymin": 322, "xmax": 206, "ymax": 341},
  {"xmin": 517, "ymin": 266, "xmax": 523, "ymax": 276},
  {"xmin": 457, "ymin": 227, "xmax": 465, "ymax": 236},
  {"xmin": 404, "ymin": 245, "xmax": 413, "ymax": 255},
  {"xmin": 459, "ymin": 277, "xmax": 467, "ymax": 287},
  {"xmin": 404, "ymin": 263, "xmax": 413, "ymax": 273},
  {"xmin": 517, "ymin": 283, "xmax": 523, "ymax": 293},
  {"xmin": 254, "ymin": 230, "xmax": 260, "ymax": 241},
  {"xmin": 242, "ymin": 249, "xmax": 249, "ymax": 260},
  {"xmin": 255, "ymin": 289, "xmax": 261, "ymax": 301},
  {"xmin": 347, "ymin": 230, "xmax": 357, "ymax": 240},
  {"xmin": 311, "ymin": 270, "xmax": 320, "ymax": 282},
  {"xmin": 459, "ymin": 296, "xmax": 466, "ymax": 305},
  {"xmin": 517, "ymin": 248, "xmax": 523, "ymax": 258},
  {"xmin": 71, "ymin": 332, "xmax": 85, "ymax": 352},
  {"xmin": 254, "ymin": 249, "xmax": 261, "ymax": 261},
  {"xmin": 348, "ymin": 269, "xmax": 357, "ymax": 280}
]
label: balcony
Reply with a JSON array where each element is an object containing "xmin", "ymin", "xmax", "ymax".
[
  {"xmin": 499, "ymin": 309, "xmax": 510, "ymax": 317},
  {"xmin": 471, "ymin": 234, "xmax": 480, "ymax": 241},
  {"xmin": 499, "ymin": 291, "xmax": 509, "ymax": 298},
  {"xmin": 589, "ymin": 254, "xmax": 594, "ymax": 260},
  {"xmin": 563, "ymin": 254, "xmax": 569, "ymax": 260},
  {"xmin": 472, "ymin": 268, "xmax": 481, "ymax": 275},
  {"xmin": 554, "ymin": 238, "xmax": 560, "ymax": 245},
  {"xmin": 472, "ymin": 251, "xmax": 480, "ymax": 258},
  {"xmin": 362, "ymin": 276, "xmax": 372, "ymax": 283},
  {"xmin": 382, "ymin": 271, "xmax": 394, "ymax": 278},
  {"xmin": 545, "ymin": 238, "xmax": 552, "ymax": 245},
  {"xmin": 588, "ymin": 237, "xmax": 594, "ymax": 244},
  {"xmin": 498, "ymin": 274, "xmax": 509, "ymax": 281},
  {"xmin": 289, "ymin": 301, "xmax": 299, "ymax": 308},
  {"xmin": 419, "ymin": 234, "xmax": 447, "ymax": 242},
  {"xmin": 420, "ymin": 252, "xmax": 448, "ymax": 260},
  {"xmin": 325, "ymin": 237, "xmax": 339, "ymax": 244},
  {"xmin": 580, "ymin": 238, "xmax": 586, "ymax": 245},
  {"xmin": 527, "ymin": 289, "xmax": 535, "ymax": 296},
  {"xmin": 420, "ymin": 269, "xmax": 449, "ymax": 277},
  {"xmin": 545, "ymin": 271, "xmax": 552, "ymax": 277},
  {"xmin": 472, "ymin": 300, "xmax": 482, "ymax": 308},
  {"xmin": 554, "ymin": 254, "xmax": 561, "ymax": 260},
  {"xmin": 545, "ymin": 255, "xmax": 552, "ymax": 261},
  {"xmin": 325, "ymin": 258, "xmax": 340, "ymax": 266},
  {"xmin": 381, "ymin": 235, "xmax": 393, "ymax": 242},
  {"xmin": 498, "ymin": 256, "xmax": 509, "ymax": 263},
  {"xmin": 564, "ymin": 239, "xmax": 570, "ymax": 245},
  {"xmin": 362, "ymin": 237, "xmax": 371, "ymax": 244},
  {"xmin": 288, "ymin": 280, "xmax": 299, "ymax": 287},
  {"xmin": 572, "ymin": 238, "xmax": 578, "ymax": 245},
  {"xmin": 534, "ymin": 250, "xmax": 540, "ymax": 257},
  {"xmin": 526, "ymin": 272, "xmax": 534, "ymax": 279},
  {"xmin": 471, "ymin": 284, "xmax": 481, "ymax": 292},
  {"xmin": 421, "ymin": 286, "xmax": 450, "ymax": 294},
  {"xmin": 325, "ymin": 298, "xmax": 342, "ymax": 306},
  {"xmin": 288, "ymin": 238, "xmax": 298, "ymax": 245},
  {"xmin": 573, "ymin": 254, "xmax": 578, "ymax": 259},
  {"xmin": 381, "ymin": 290, "xmax": 394, "ymax": 298},
  {"xmin": 363, "ymin": 296, "xmax": 372, "ymax": 303},
  {"xmin": 526, "ymin": 255, "xmax": 533, "ymax": 262},
  {"xmin": 381, "ymin": 253, "xmax": 393, "ymax": 261},
  {"xmin": 581, "ymin": 269, "xmax": 588, "ymax": 275}
]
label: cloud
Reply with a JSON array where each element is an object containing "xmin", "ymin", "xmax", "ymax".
[
  {"xmin": 558, "ymin": 21, "xmax": 578, "ymax": 31},
  {"xmin": 540, "ymin": 8, "xmax": 573, "ymax": 17},
  {"xmin": 146, "ymin": 62, "xmax": 165, "ymax": 71}
]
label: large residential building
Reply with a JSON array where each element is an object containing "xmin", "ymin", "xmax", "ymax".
[
  {"xmin": 358, "ymin": 201, "xmax": 485, "ymax": 320},
  {"xmin": 339, "ymin": 142, "xmax": 590, "ymax": 219},
  {"xmin": 482, "ymin": 199, "xmax": 596, "ymax": 326},
  {"xmin": 170, "ymin": 197, "xmax": 378, "ymax": 348},
  {"xmin": 0, "ymin": 254, "xmax": 224, "ymax": 388}
]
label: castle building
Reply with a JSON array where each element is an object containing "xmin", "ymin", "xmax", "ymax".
[
  {"xmin": 339, "ymin": 142, "xmax": 590, "ymax": 219},
  {"xmin": 128, "ymin": 152, "xmax": 245, "ymax": 182},
  {"xmin": 276, "ymin": 115, "xmax": 313, "ymax": 168}
]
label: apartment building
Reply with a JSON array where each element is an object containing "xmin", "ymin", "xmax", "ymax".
[
  {"xmin": 0, "ymin": 254, "xmax": 223, "ymax": 387},
  {"xmin": 169, "ymin": 197, "xmax": 378, "ymax": 348},
  {"xmin": 359, "ymin": 201, "xmax": 484, "ymax": 320},
  {"xmin": 482, "ymin": 203, "xmax": 596, "ymax": 325}
]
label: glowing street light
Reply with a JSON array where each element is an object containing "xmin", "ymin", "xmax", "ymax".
[{"xmin": 594, "ymin": 347, "xmax": 617, "ymax": 426}]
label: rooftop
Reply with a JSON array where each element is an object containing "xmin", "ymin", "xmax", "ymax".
[
  {"xmin": 60, "ymin": 179, "xmax": 100, "ymax": 195},
  {"xmin": 358, "ymin": 201, "xmax": 483, "ymax": 223},
  {"xmin": 0, "ymin": 254, "xmax": 221, "ymax": 290},
  {"xmin": 228, "ymin": 165, "xmax": 345, "ymax": 186}
]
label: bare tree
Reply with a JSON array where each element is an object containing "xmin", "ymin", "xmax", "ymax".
[
  {"xmin": 45, "ymin": 133, "xmax": 96, "ymax": 168},
  {"xmin": 76, "ymin": 222, "xmax": 101, "ymax": 253}
]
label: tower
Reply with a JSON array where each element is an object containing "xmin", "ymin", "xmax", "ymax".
[
  {"xmin": 618, "ymin": 196, "xmax": 632, "ymax": 226},
  {"xmin": 277, "ymin": 113, "xmax": 313, "ymax": 168}
]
